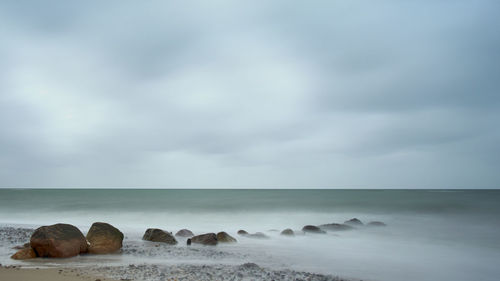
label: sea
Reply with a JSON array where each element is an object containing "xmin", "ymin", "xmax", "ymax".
[{"xmin": 0, "ymin": 189, "xmax": 499, "ymax": 281}]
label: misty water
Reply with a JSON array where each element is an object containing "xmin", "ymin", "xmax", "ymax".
[{"xmin": 1, "ymin": 189, "xmax": 499, "ymax": 281}]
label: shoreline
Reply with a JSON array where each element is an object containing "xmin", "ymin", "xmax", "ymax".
[
  {"xmin": 0, "ymin": 263, "xmax": 353, "ymax": 281},
  {"xmin": 0, "ymin": 266, "xmax": 118, "ymax": 281}
]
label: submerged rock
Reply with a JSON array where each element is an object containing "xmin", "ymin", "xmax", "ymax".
[
  {"xmin": 30, "ymin": 223, "xmax": 88, "ymax": 258},
  {"xmin": 302, "ymin": 225, "xmax": 326, "ymax": 234},
  {"xmin": 191, "ymin": 233, "xmax": 218, "ymax": 245},
  {"xmin": 11, "ymin": 247, "xmax": 37, "ymax": 260},
  {"xmin": 344, "ymin": 218, "xmax": 363, "ymax": 226},
  {"xmin": 247, "ymin": 232, "xmax": 270, "ymax": 239},
  {"xmin": 142, "ymin": 228, "xmax": 178, "ymax": 245},
  {"xmin": 367, "ymin": 221, "xmax": 387, "ymax": 227},
  {"xmin": 280, "ymin": 228, "xmax": 295, "ymax": 236},
  {"xmin": 175, "ymin": 229, "xmax": 194, "ymax": 237},
  {"xmin": 319, "ymin": 223, "xmax": 353, "ymax": 231},
  {"xmin": 237, "ymin": 230, "xmax": 248, "ymax": 235},
  {"xmin": 216, "ymin": 232, "xmax": 237, "ymax": 243},
  {"xmin": 86, "ymin": 222, "xmax": 124, "ymax": 254}
]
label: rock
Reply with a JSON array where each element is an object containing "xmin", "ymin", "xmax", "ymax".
[
  {"xmin": 302, "ymin": 225, "xmax": 326, "ymax": 234},
  {"xmin": 142, "ymin": 228, "xmax": 178, "ymax": 245},
  {"xmin": 30, "ymin": 223, "xmax": 88, "ymax": 258},
  {"xmin": 175, "ymin": 229, "xmax": 194, "ymax": 237},
  {"xmin": 86, "ymin": 222, "xmax": 124, "ymax": 254},
  {"xmin": 280, "ymin": 228, "xmax": 295, "ymax": 236},
  {"xmin": 216, "ymin": 232, "xmax": 237, "ymax": 243},
  {"xmin": 186, "ymin": 238, "xmax": 192, "ymax": 245},
  {"xmin": 237, "ymin": 230, "xmax": 248, "ymax": 235},
  {"xmin": 344, "ymin": 218, "xmax": 363, "ymax": 226},
  {"xmin": 319, "ymin": 223, "xmax": 353, "ymax": 231},
  {"xmin": 11, "ymin": 247, "xmax": 36, "ymax": 260},
  {"xmin": 247, "ymin": 232, "xmax": 270, "ymax": 239},
  {"xmin": 191, "ymin": 233, "xmax": 218, "ymax": 245},
  {"xmin": 367, "ymin": 221, "xmax": 387, "ymax": 227}
]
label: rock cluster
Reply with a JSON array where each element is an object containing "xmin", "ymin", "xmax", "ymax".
[{"xmin": 11, "ymin": 222, "xmax": 124, "ymax": 260}]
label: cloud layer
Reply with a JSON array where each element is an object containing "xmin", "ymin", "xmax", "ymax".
[{"xmin": 1, "ymin": 0, "xmax": 499, "ymax": 188}]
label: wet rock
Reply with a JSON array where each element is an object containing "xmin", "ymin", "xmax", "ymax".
[
  {"xmin": 344, "ymin": 218, "xmax": 363, "ymax": 226},
  {"xmin": 237, "ymin": 230, "xmax": 248, "ymax": 235},
  {"xmin": 142, "ymin": 228, "xmax": 178, "ymax": 245},
  {"xmin": 302, "ymin": 225, "xmax": 326, "ymax": 234},
  {"xmin": 247, "ymin": 232, "xmax": 270, "ymax": 239},
  {"xmin": 30, "ymin": 223, "xmax": 88, "ymax": 258},
  {"xmin": 280, "ymin": 228, "xmax": 295, "ymax": 236},
  {"xmin": 191, "ymin": 233, "xmax": 218, "ymax": 245},
  {"xmin": 367, "ymin": 221, "xmax": 387, "ymax": 227},
  {"xmin": 86, "ymin": 222, "xmax": 124, "ymax": 254},
  {"xmin": 216, "ymin": 232, "xmax": 237, "ymax": 243},
  {"xmin": 11, "ymin": 247, "xmax": 37, "ymax": 260},
  {"xmin": 175, "ymin": 229, "xmax": 194, "ymax": 237},
  {"xmin": 319, "ymin": 223, "xmax": 353, "ymax": 231}
]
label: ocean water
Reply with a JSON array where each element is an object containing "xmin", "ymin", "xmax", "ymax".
[{"xmin": 1, "ymin": 189, "xmax": 499, "ymax": 281}]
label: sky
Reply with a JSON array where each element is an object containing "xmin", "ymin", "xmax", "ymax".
[{"xmin": 0, "ymin": 0, "xmax": 499, "ymax": 188}]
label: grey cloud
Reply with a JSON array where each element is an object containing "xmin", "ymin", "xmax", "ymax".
[{"xmin": 0, "ymin": 1, "xmax": 499, "ymax": 188}]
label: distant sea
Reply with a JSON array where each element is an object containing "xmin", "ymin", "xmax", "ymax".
[{"xmin": 1, "ymin": 189, "xmax": 499, "ymax": 281}]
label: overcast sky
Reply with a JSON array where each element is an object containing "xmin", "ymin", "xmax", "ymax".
[{"xmin": 1, "ymin": 0, "xmax": 499, "ymax": 188}]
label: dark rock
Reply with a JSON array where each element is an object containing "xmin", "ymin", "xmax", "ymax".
[
  {"xmin": 302, "ymin": 225, "xmax": 326, "ymax": 234},
  {"xmin": 86, "ymin": 222, "xmax": 124, "ymax": 254},
  {"xmin": 216, "ymin": 232, "xmax": 237, "ymax": 243},
  {"xmin": 247, "ymin": 232, "xmax": 270, "ymax": 239},
  {"xmin": 142, "ymin": 228, "xmax": 177, "ymax": 245},
  {"xmin": 280, "ymin": 228, "xmax": 295, "ymax": 236},
  {"xmin": 319, "ymin": 223, "xmax": 353, "ymax": 231},
  {"xmin": 191, "ymin": 233, "xmax": 218, "ymax": 245},
  {"xmin": 367, "ymin": 221, "xmax": 387, "ymax": 227},
  {"xmin": 175, "ymin": 229, "xmax": 194, "ymax": 237},
  {"xmin": 239, "ymin": 262, "xmax": 260, "ymax": 270},
  {"xmin": 186, "ymin": 238, "xmax": 192, "ymax": 245},
  {"xmin": 237, "ymin": 230, "xmax": 248, "ymax": 235},
  {"xmin": 344, "ymin": 218, "xmax": 363, "ymax": 226},
  {"xmin": 30, "ymin": 223, "xmax": 88, "ymax": 258},
  {"xmin": 11, "ymin": 247, "xmax": 36, "ymax": 260}
]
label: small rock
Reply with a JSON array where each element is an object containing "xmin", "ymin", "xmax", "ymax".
[
  {"xmin": 367, "ymin": 221, "xmax": 386, "ymax": 227},
  {"xmin": 237, "ymin": 230, "xmax": 248, "ymax": 235},
  {"xmin": 11, "ymin": 248, "xmax": 36, "ymax": 260},
  {"xmin": 191, "ymin": 233, "xmax": 217, "ymax": 245},
  {"xmin": 175, "ymin": 229, "xmax": 194, "ymax": 237},
  {"xmin": 247, "ymin": 232, "xmax": 270, "ymax": 239},
  {"xmin": 280, "ymin": 228, "xmax": 295, "ymax": 236},
  {"xmin": 344, "ymin": 218, "xmax": 363, "ymax": 226},
  {"xmin": 142, "ymin": 228, "xmax": 178, "ymax": 245},
  {"xmin": 302, "ymin": 225, "xmax": 326, "ymax": 234},
  {"xmin": 216, "ymin": 232, "xmax": 237, "ymax": 243},
  {"xmin": 319, "ymin": 223, "xmax": 353, "ymax": 231}
]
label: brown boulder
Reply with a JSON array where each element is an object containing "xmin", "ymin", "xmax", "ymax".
[
  {"xmin": 86, "ymin": 222, "xmax": 124, "ymax": 254},
  {"xmin": 216, "ymin": 232, "xmax": 237, "ymax": 243},
  {"xmin": 11, "ymin": 248, "xmax": 37, "ymax": 260},
  {"xmin": 175, "ymin": 229, "xmax": 194, "ymax": 237},
  {"xmin": 30, "ymin": 223, "xmax": 88, "ymax": 258},
  {"xmin": 142, "ymin": 228, "xmax": 177, "ymax": 245},
  {"xmin": 191, "ymin": 233, "xmax": 218, "ymax": 245}
]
